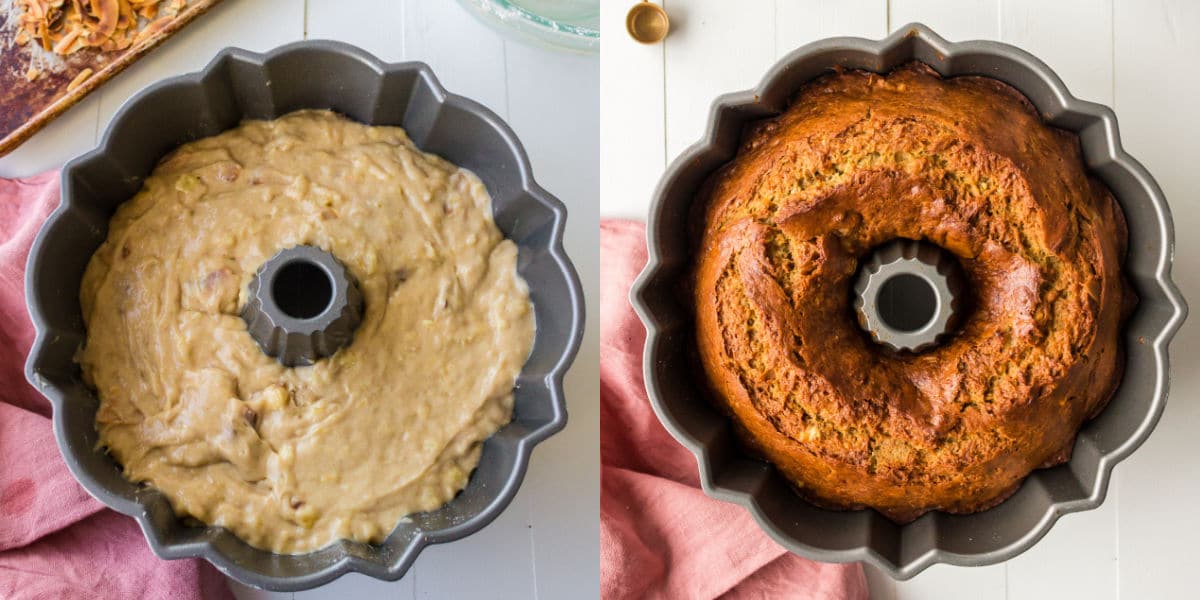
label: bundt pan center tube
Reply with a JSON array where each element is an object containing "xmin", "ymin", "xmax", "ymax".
[
  {"xmin": 242, "ymin": 245, "xmax": 365, "ymax": 367},
  {"xmin": 853, "ymin": 240, "xmax": 965, "ymax": 353},
  {"xmin": 631, "ymin": 24, "xmax": 1185, "ymax": 579},
  {"xmin": 24, "ymin": 41, "xmax": 584, "ymax": 591}
]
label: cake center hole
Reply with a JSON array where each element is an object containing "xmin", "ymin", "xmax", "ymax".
[
  {"xmin": 877, "ymin": 273, "xmax": 937, "ymax": 332},
  {"xmin": 272, "ymin": 260, "xmax": 333, "ymax": 320}
]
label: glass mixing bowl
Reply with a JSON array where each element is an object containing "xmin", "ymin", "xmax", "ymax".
[{"xmin": 456, "ymin": 0, "xmax": 599, "ymax": 53}]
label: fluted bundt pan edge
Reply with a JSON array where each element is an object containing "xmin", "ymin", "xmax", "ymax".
[
  {"xmin": 630, "ymin": 23, "xmax": 1186, "ymax": 579},
  {"xmin": 25, "ymin": 41, "xmax": 584, "ymax": 591}
]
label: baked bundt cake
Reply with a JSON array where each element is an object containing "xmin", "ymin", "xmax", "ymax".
[{"xmin": 694, "ymin": 62, "xmax": 1133, "ymax": 522}]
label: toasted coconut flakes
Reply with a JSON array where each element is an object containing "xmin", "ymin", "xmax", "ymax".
[
  {"xmin": 67, "ymin": 67, "xmax": 93, "ymax": 91},
  {"xmin": 26, "ymin": 67, "xmax": 41, "ymax": 81},
  {"xmin": 51, "ymin": 27, "xmax": 80, "ymax": 53},
  {"xmin": 95, "ymin": 0, "xmax": 119, "ymax": 37},
  {"xmin": 39, "ymin": 21, "xmax": 52, "ymax": 50},
  {"xmin": 16, "ymin": 0, "xmax": 190, "ymax": 63},
  {"xmin": 24, "ymin": 0, "xmax": 45, "ymax": 20},
  {"xmin": 47, "ymin": 7, "xmax": 65, "ymax": 31}
]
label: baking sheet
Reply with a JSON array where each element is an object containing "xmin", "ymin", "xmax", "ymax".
[{"xmin": 0, "ymin": 0, "xmax": 222, "ymax": 157}]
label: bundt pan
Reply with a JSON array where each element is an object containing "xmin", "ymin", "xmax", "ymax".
[
  {"xmin": 631, "ymin": 24, "xmax": 1186, "ymax": 579},
  {"xmin": 24, "ymin": 41, "xmax": 584, "ymax": 591}
]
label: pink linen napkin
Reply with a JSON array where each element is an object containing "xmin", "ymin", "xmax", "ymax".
[
  {"xmin": 600, "ymin": 219, "xmax": 868, "ymax": 600},
  {"xmin": 0, "ymin": 172, "xmax": 231, "ymax": 600}
]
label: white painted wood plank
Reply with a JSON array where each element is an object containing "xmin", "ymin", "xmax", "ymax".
[
  {"xmin": 884, "ymin": 4, "xmax": 1009, "ymax": 599},
  {"xmin": 777, "ymin": 5, "xmax": 891, "ymax": 596},
  {"xmin": 999, "ymin": 0, "xmax": 1113, "ymax": 105},
  {"xmin": 996, "ymin": 2, "xmax": 1118, "ymax": 599},
  {"xmin": 894, "ymin": 564, "xmax": 1006, "ymax": 600},
  {"xmin": 598, "ymin": 0, "xmax": 664, "ymax": 220},
  {"xmin": 293, "ymin": 573, "xmax": 412, "ymax": 600},
  {"xmin": 504, "ymin": 36, "xmax": 600, "ymax": 600},
  {"xmin": 889, "ymin": 0, "xmax": 999, "ymax": 41},
  {"xmin": 662, "ymin": 0, "xmax": 775, "ymax": 160},
  {"xmin": 1005, "ymin": 492, "xmax": 1118, "ymax": 600},
  {"xmin": 396, "ymin": 4, "xmax": 543, "ymax": 598},
  {"xmin": 410, "ymin": 491, "xmax": 538, "ymax": 599},
  {"xmin": 776, "ymin": 0, "xmax": 887, "ymax": 53},
  {"xmin": 410, "ymin": 21, "xmax": 600, "ymax": 600},
  {"xmin": 888, "ymin": 5, "xmax": 1120, "ymax": 598},
  {"xmin": 94, "ymin": 0, "xmax": 306, "ymax": 133},
  {"xmin": 230, "ymin": 580, "xmax": 293, "ymax": 600},
  {"xmin": 307, "ymin": 0, "xmax": 404, "ymax": 61},
  {"xmin": 1113, "ymin": 0, "xmax": 1200, "ymax": 598},
  {"xmin": 862, "ymin": 565, "xmax": 897, "ymax": 600},
  {"xmin": 403, "ymin": 0, "xmax": 509, "ymax": 119},
  {"xmin": 228, "ymin": 568, "xmax": 415, "ymax": 599}
]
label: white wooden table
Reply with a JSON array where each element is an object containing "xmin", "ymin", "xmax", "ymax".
[
  {"xmin": 601, "ymin": 0, "xmax": 1200, "ymax": 598},
  {"xmin": 0, "ymin": 1, "xmax": 599, "ymax": 598}
]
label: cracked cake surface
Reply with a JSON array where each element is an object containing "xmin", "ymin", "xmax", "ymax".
[{"xmin": 694, "ymin": 63, "xmax": 1133, "ymax": 522}]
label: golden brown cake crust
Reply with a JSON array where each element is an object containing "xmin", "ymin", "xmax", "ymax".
[{"xmin": 694, "ymin": 63, "xmax": 1132, "ymax": 522}]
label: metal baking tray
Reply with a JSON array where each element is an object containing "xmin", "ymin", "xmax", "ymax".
[
  {"xmin": 24, "ymin": 41, "xmax": 584, "ymax": 591},
  {"xmin": 0, "ymin": 0, "xmax": 224, "ymax": 157},
  {"xmin": 631, "ymin": 23, "xmax": 1186, "ymax": 579}
]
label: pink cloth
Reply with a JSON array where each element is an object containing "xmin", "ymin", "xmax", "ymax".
[
  {"xmin": 600, "ymin": 219, "xmax": 868, "ymax": 600},
  {"xmin": 0, "ymin": 172, "xmax": 231, "ymax": 600}
]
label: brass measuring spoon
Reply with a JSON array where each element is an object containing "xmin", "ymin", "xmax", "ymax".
[{"xmin": 626, "ymin": 1, "xmax": 669, "ymax": 44}]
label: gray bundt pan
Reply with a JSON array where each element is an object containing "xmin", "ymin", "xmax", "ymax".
[
  {"xmin": 24, "ymin": 41, "xmax": 584, "ymax": 591},
  {"xmin": 631, "ymin": 24, "xmax": 1186, "ymax": 579}
]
